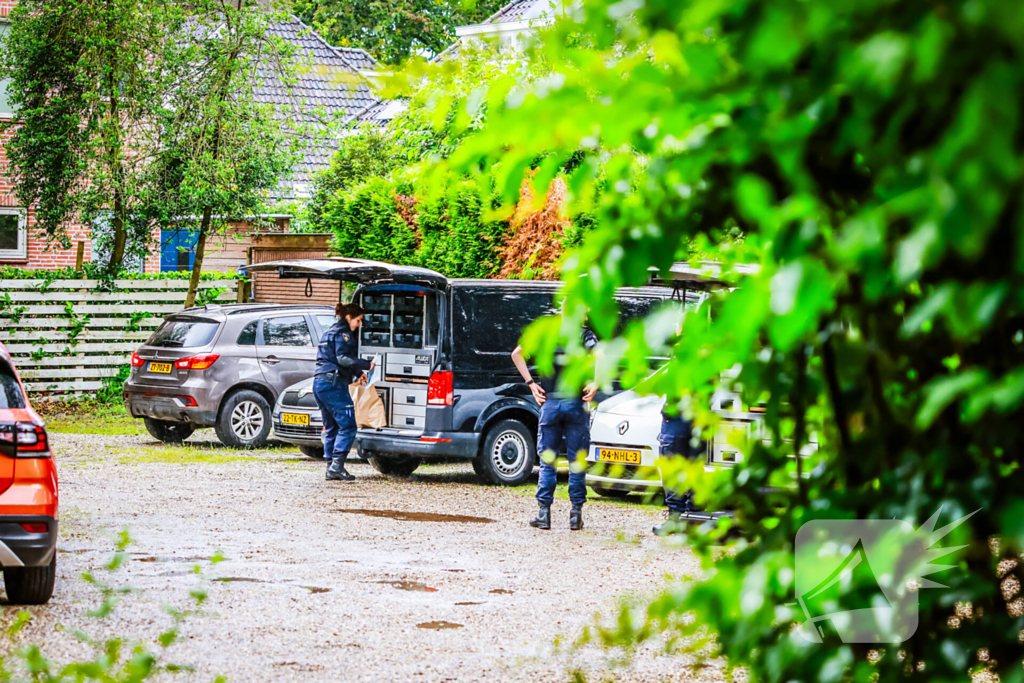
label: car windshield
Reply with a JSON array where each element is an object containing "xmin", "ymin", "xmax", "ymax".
[
  {"xmin": 147, "ymin": 319, "xmax": 220, "ymax": 348},
  {"xmin": 0, "ymin": 366, "xmax": 26, "ymax": 409}
]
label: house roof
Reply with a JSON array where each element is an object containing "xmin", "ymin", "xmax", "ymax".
[
  {"xmin": 256, "ymin": 17, "xmax": 385, "ymax": 200},
  {"xmin": 483, "ymin": 0, "xmax": 549, "ymax": 24}
]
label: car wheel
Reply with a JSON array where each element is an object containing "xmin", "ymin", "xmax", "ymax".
[
  {"xmin": 366, "ymin": 454, "xmax": 420, "ymax": 477},
  {"xmin": 143, "ymin": 418, "xmax": 195, "ymax": 444},
  {"xmin": 474, "ymin": 419, "xmax": 536, "ymax": 486},
  {"xmin": 299, "ymin": 445, "xmax": 325, "ymax": 460},
  {"xmin": 215, "ymin": 390, "xmax": 271, "ymax": 449},
  {"xmin": 4, "ymin": 556, "xmax": 56, "ymax": 604},
  {"xmin": 590, "ymin": 483, "xmax": 633, "ymax": 498}
]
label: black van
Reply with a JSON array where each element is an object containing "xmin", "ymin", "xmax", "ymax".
[{"xmin": 242, "ymin": 258, "xmax": 677, "ymax": 485}]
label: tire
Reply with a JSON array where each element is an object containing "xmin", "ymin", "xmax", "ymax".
[
  {"xmin": 143, "ymin": 418, "xmax": 195, "ymax": 444},
  {"xmin": 366, "ymin": 454, "xmax": 421, "ymax": 477},
  {"xmin": 299, "ymin": 445, "xmax": 325, "ymax": 460},
  {"xmin": 4, "ymin": 556, "xmax": 56, "ymax": 604},
  {"xmin": 590, "ymin": 483, "xmax": 633, "ymax": 499},
  {"xmin": 215, "ymin": 390, "xmax": 272, "ymax": 449},
  {"xmin": 474, "ymin": 419, "xmax": 536, "ymax": 486}
]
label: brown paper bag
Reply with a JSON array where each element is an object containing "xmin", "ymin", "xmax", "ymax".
[{"xmin": 349, "ymin": 383, "xmax": 387, "ymax": 429}]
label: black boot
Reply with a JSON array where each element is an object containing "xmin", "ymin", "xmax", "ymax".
[
  {"xmin": 653, "ymin": 512, "xmax": 683, "ymax": 536},
  {"xmin": 326, "ymin": 458, "xmax": 355, "ymax": 481},
  {"xmin": 529, "ymin": 503, "xmax": 551, "ymax": 530},
  {"xmin": 569, "ymin": 504, "xmax": 584, "ymax": 531}
]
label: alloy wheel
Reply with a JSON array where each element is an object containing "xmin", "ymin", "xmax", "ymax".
[{"xmin": 231, "ymin": 400, "xmax": 265, "ymax": 442}]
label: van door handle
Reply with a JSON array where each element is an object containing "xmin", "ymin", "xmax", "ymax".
[{"xmin": 262, "ymin": 356, "xmax": 281, "ymax": 365}]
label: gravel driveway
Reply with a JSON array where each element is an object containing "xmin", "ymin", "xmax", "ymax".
[{"xmin": 1, "ymin": 431, "xmax": 712, "ymax": 682}]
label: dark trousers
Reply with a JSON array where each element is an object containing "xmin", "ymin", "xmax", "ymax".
[
  {"xmin": 314, "ymin": 375, "xmax": 356, "ymax": 463},
  {"xmin": 535, "ymin": 398, "xmax": 590, "ymax": 507},
  {"xmin": 659, "ymin": 414, "xmax": 700, "ymax": 514}
]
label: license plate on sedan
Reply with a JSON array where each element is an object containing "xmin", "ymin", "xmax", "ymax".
[
  {"xmin": 148, "ymin": 362, "xmax": 172, "ymax": 374},
  {"xmin": 597, "ymin": 447, "xmax": 642, "ymax": 465},
  {"xmin": 282, "ymin": 413, "xmax": 309, "ymax": 426}
]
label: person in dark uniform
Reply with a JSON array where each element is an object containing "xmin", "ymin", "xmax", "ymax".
[
  {"xmin": 511, "ymin": 326, "xmax": 598, "ymax": 531},
  {"xmin": 314, "ymin": 302, "xmax": 374, "ymax": 482},
  {"xmin": 653, "ymin": 406, "xmax": 704, "ymax": 535}
]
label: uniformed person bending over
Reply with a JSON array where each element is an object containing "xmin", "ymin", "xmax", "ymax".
[
  {"xmin": 512, "ymin": 326, "xmax": 598, "ymax": 531},
  {"xmin": 314, "ymin": 302, "xmax": 374, "ymax": 482}
]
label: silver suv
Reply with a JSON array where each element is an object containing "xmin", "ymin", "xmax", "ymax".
[{"xmin": 124, "ymin": 303, "xmax": 336, "ymax": 448}]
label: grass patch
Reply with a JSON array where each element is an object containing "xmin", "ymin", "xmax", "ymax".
[
  {"xmin": 119, "ymin": 444, "xmax": 254, "ymax": 465},
  {"xmin": 36, "ymin": 399, "xmax": 145, "ymax": 436}
]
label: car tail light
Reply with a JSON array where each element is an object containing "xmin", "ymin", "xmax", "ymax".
[
  {"xmin": 175, "ymin": 354, "xmax": 220, "ymax": 370},
  {"xmin": 15, "ymin": 423, "xmax": 51, "ymax": 458},
  {"xmin": 427, "ymin": 371, "xmax": 453, "ymax": 406},
  {"xmin": 20, "ymin": 523, "xmax": 47, "ymax": 533},
  {"xmin": 130, "ymin": 351, "xmax": 145, "ymax": 367}
]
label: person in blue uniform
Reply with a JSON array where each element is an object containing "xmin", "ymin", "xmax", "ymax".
[
  {"xmin": 653, "ymin": 407, "xmax": 704, "ymax": 535},
  {"xmin": 314, "ymin": 302, "xmax": 374, "ymax": 482},
  {"xmin": 511, "ymin": 326, "xmax": 598, "ymax": 531}
]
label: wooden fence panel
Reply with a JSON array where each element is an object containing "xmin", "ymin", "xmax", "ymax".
[{"xmin": 0, "ymin": 278, "xmax": 239, "ymax": 399}]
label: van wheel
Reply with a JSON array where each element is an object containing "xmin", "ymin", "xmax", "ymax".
[
  {"xmin": 366, "ymin": 455, "xmax": 420, "ymax": 477},
  {"xmin": 215, "ymin": 390, "xmax": 271, "ymax": 449},
  {"xmin": 299, "ymin": 445, "xmax": 325, "ymax": 460},
  {"xmin": 4, "ymin": 556, "xmax": 56, "ymax": 604},
  {"xmin": 143, "ymin": 418, "xmax": 195, "ymax": 444},
  {"xmin": 475, "ymin": 420, "xmax": 535, "ymax": 486}
]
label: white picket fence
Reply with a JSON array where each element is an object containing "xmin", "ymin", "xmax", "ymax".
[{"xmin": 0, "ymin": 279, "xmax": 238, "ymax": 397}]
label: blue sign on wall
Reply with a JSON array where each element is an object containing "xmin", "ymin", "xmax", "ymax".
[{"xmin": 160, "ymin": 229, "xmax": 198, "ymax": 272}]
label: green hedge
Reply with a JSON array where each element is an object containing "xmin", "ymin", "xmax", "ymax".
[
  {"xmin": 323, "ymin": 174, "xmax": 509, "ymax": 279},
  {"xmin": 0, "ymin": 265, "xmax": 242, "ymax": 281}
]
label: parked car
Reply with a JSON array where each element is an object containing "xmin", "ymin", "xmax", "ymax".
[
  {"xmin": 241, "ymin": 258, "xmax": 684, "ymax": 485},
  {"xmin": 272, "ymin": 378, "xmax": 327, "ymax": 459},
  {"xmin": 0, "ymin": 341, "xmax": 58, "ymax": 604},
  {"xmin": 124, "ymin": 303, "xmax": 335, "ymax": 448}
]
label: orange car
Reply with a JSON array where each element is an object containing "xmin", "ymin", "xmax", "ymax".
[{"xmin": 0, "ymin": 341, "xmax": 57, "ymax": 604}]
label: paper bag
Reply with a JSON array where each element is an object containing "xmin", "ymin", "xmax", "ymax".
[{"xmin": 349, "ymin": 383, "xmax": 387, "ymax": 429}]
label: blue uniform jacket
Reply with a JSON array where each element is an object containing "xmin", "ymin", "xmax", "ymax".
[{"xmin": 315, "ymin": 321, "xmax": 372, "ymax": 383}]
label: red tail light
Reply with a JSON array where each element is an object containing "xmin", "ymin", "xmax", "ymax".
[
  {"xmin": 175, "ymin": 354, "xmax": 220, "ymax": 370},
  {"xmin": 20, "ymin": 523, "xmax": 48, "ymax": 533},
  {"xmin": 130, "ymin": 351, "xmax": 145, "ymax": 367},
  {"xmin": 15, "ymin": 423, "xmax": 51, "ymax": 458},
  {"xmin": 427, "ymin": 371, "xmax": 453, "ymax": 406}
]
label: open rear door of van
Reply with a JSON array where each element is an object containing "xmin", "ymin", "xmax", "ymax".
[{"xmin": 239, "ymin": 258, "xmax": 447, "ymax": 288}]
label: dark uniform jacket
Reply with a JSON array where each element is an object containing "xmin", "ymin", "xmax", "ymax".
[
  {"xmin": 316, "ymin": 321, "xmax": 372, "ymax": 384},
  {"xmin": 539, "ymin": 327, "xmax": 599, "ymax": 400}
]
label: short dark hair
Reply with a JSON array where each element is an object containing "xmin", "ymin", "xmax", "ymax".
[{"xmin": 336, "ymin": 302, "xmax": 365, "ymax": 320}]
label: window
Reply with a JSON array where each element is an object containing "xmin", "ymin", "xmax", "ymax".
[
  {"xmin": 0, "ymin": 365, "xmax": 25, "ymax": 409},
  {"xmin": 316, "ymin": 315, "xmax": 337, "ymax": 332},
  {"xmin": 236, "ymin": 321, "xmax": 257, "ymax": 346},
  {"xmin": 261, "ymin": 316, "xmax": 312, "ymax": 347},
  {"xmin": 0, "ymin": 209, "xmax": 27, "ymax": 260},
  {"xmin": 146, "ymin": 319, "xmax": 220, "ymax": 348},
  {"xmin": 0, "ymin": 23, "xmax": 15, "ymax": 117}
]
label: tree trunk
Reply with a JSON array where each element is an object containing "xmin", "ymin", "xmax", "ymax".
[
  {"xmin": 107, "ymin": 190, "xmax": 127, "ymax": 274},
  {"xmin": 184, "ymin": 206, "xmax": 212, "ymax": 309}
]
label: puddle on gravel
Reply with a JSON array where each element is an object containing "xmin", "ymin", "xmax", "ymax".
[
  {"xmin": 417, "ymin": 621, "xmax": 464, "ymax": 630},
  {"xmin": 376, "ymin": 580, "xmax": 438, "ymax": 592},
  {"xmin": 445, "ymin": 569, "xmax": 465, "ymax": 573},
  {"xmin": 302, "ymin": 586, "xmax": 331, "ymax": 594},
  {"xmin": 489, "ymin": 589, "xmax": 514, "ymax": 595},
  {"xmin": 136, "ymin": 555, "xmax": 210, "ymax": 564},
  {"xmin": 455, "ymin": 602, "xmax": 482, "ymax": 606},
  {"xmin": 215, "ymin": 577, "xmax": 265, "ymax": 583},
  {"xmin": 336, "ymin": 509, "xmax": 495, "ymax": 524}
]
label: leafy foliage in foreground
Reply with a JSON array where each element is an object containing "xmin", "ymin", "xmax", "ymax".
[
  {"xmin": 414, "ymin": 0, "xmax": 1024, "ymax": 680},
  {"xmin": 0, "ymin": 531, "xmax": 224, "ymax": 682}
]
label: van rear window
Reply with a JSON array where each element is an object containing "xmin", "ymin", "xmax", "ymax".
[
  {"xmin": 0, "ymin": 364, "xmax": 25, "ymax": 409},
  {"xmin": 453, "ymin": 289, "xmax": 557, "ymax": 355},
  {"xmin": 147, "ymin": 319, "xmax": 220, "ymax": 348}
]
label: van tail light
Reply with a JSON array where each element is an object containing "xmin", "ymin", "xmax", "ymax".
[
  {"xmin": 14, "ymin": 423, "xmax": 51, "ymax": 458},
  {"xmin": 130, "ymin": 351, "xmax": 145, "ymax": 367},
  {"xmin": 175, "ymin": 354, "xmax": 220, "ymax": 370},
  {"xmin": 427, "ymin": 371, "xmax": 453, "ymax": 406}
]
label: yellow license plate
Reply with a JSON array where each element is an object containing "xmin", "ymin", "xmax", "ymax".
[
  {"xmin": 598, "ymin": 448, "xmax": 642, "ymax": 464},
  {"xmin": 282, "ymin": 413, "xmax": 309, "ymax": 426},
  {"xmin": 148, "ymin": 362, "xmax": 172, "ymax": 374}
]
